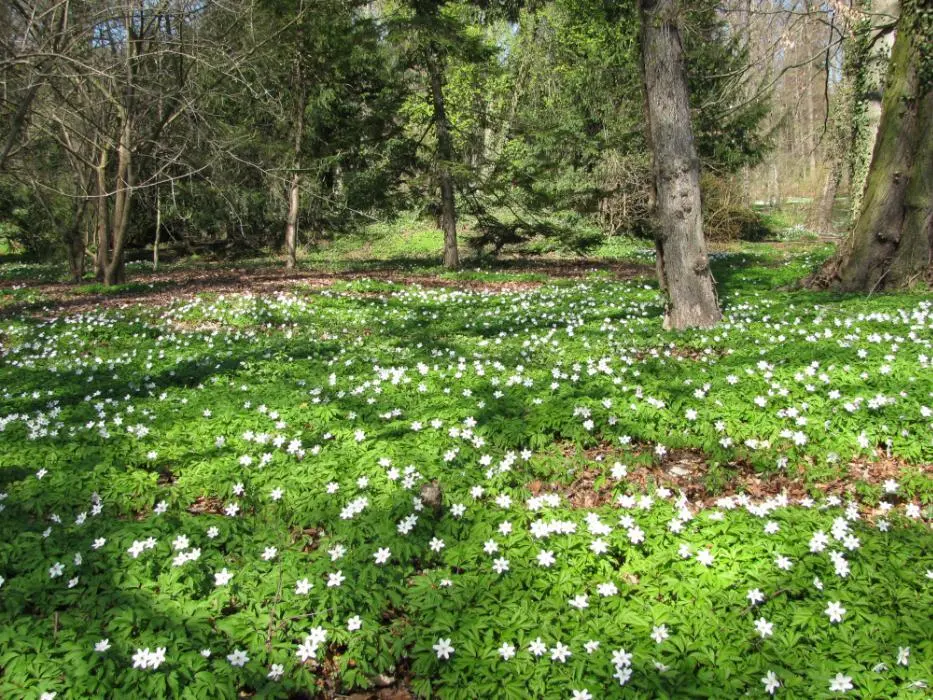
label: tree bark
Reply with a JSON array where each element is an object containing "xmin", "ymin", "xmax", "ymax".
[
  {"xmin": 808, "ymin": 159, "xmax": 841, "ymax": 234},
  {"xmin": 66, "ymin": 221, "xmax": 86, "ymax": 284},
  {"xmin": 768, "ymin": 163, "xmax": 781, "ymax": 210},
  {"xmin": 285, "ymin": 169, "xmax": 301, "ymax": 269},
  {"xmin": 426, "ymin": 45, "xmax": 459, "ymax": 270},
  {"xmin": 809, "ymin": 13, "xmax": 932, "ymax": 291},
  {"xmin": 806, "ymin": 69, "xmax": 817, "ymax": 179},
  {"xmin": 65, "ymin": 189, "xmax": 90, "ymax": 283},
  {"xmin": 104, "ymin": 114, "xmax": 132, "ymax": 286},
  {"xmin": 848, "ymin": 0, "xmax": 899, "ymax": 225},
  {"xmin": 94, "ymin": 115, "xmax": 132, "ymax": 287},
  {"xmin": 95, "ymin": 146, "xmax": 110, "ymax": 282},
  {"xmin": 639, "ymin": 0, "xmax": 720, "ymax": 330},
  {"xmin": 153, "ymin": 186, "xmax": 161, "ymax": 272},
  {"xmin": 284, "ymin": 59, "xmax": 307, "ymax": 269}
]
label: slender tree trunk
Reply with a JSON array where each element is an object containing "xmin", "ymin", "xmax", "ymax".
[
  {"xmin": 153, "ymin": 186, "xmax": 161, "ymax": 272},
  {"xmin": 66, "ymin": 193, "xmax": 89, "ymax": 283},
  {"xmin": 639, "ymin": 0, "xmax": 720, "ymax": 330},
  {"xmin": 66, "ymin": 220, "xmax": 86, "ymax": 283},
  {"xmin": 104, "ymin": 115, "xmax": 132, "ymax": 286},
  {"xmin": 95, "ymin": 146, "xmax": 110, "ymax": 282},
  {"xmin": 284, "ymin": 78, "xmax": 306, "ymax": 269},
  {"xmin": 769, "ymin": 163, "xmax": 781, "ymax": 210},
  {"xmin": 806, "ymin": 69, "xmax": 817, "ymax": 179},
  {"xmin": 809, "ymin": 13, "xmax": 932, "ymax": 291},
  {"xmin": 426, "ymin": 46, "xmax": 459, "ymax": 270},
  {"xmin": 285, "ymin": 169, "xmax": 301, "ymax": 269},
  {"xmin": 808, "ymin": 162, "xmax": 841, "ymax": 234}
]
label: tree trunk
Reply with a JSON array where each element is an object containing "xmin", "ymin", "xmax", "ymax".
[
  {"xmin": 284, "ymin": 79, "xmax": 306, "ymax": 269},
  {"xmin": 66, "ymin": 195, "xmax": 89, "ymax": 283},
  {"xmin": 285, "ymin": 171, "xmax": 301, "ymax": 269},
  {"xmin": 104, "ymin": 115, "xmax": 133, "ymax": 286},
  {"xmin": 808, "ymin": 160, "xmax": 841, "ymax": 234},
  {"xmin": 848, "ymin": 0, "xmax": 899, "ymax": 225},
  {"xmin": 810, "ymin": 13, "xmax": 932, "ymax": 291},
  {"xmin": 806, "ymin": 63, "xmax": 817, "ymax": 179},
  {"xmin": 768, "ymin": 163, "xmax": 781, "ymax": 210},
  {"xmin": 153, "ymin": 186, "xmax": 161, "ymax": 272},
  {"xmin": 66, "ymin": 223, "xmax": 86, "ymax": 283},
  {"xmin": 426, "ymin": 46, "xmax": 459, "ymax": 270},
  {"xmin": 639, "ymin": 0, "xmax": 720, "ymax": 330},
  {"xmin": 95, "ymin": 146, "xmax": 110, "ymax": 283}
]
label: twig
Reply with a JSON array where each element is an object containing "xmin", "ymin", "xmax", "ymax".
[
  {"xmin": 275, "ymin": 606, "xmax": 337, "ymax": 634},
  {"xmin": 265, "ymin": 565, "xmax": 284, "ymax": 652}
]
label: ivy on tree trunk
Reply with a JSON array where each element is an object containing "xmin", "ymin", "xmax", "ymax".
[{"xmin": 809, "ymin": 6, "xmax": 932, "ymax": 292}]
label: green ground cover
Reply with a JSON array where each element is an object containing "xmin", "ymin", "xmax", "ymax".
[{"xmin": 0, "ymin": 245, "xmax": 930, "ymax": 698}]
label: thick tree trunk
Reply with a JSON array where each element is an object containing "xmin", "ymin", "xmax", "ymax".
[
  {"xmin": 426, "ymin": 46, "xmax": 459, "ymax": 270},
  {"xmin": 639, "ymin": 0, "xmax": 720, "ymax": 330},
  {"xmin": 810, "ymin": 14, "xmax": 932, "ymax": 291},
  {"xmin": 848, "ymin": 0, "xmax": 899, "ymax": 225},
  {"xmin": 104, "ymin": 253, "xmax": 126, "ymax": 286}
]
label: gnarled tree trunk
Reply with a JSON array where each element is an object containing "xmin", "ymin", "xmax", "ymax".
[
  {"xmin": 639, "ymin": 0, "xmax": 720, "ymax": 330},
  {"xmin": 426, "ymin": 45, "xmax": 459, "ymax": 271},
  {"xmin": 809, "ymin": 11, "xmax": 932, "ymax": 292}
]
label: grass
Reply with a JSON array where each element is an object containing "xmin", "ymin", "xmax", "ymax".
[
  {"xmin": 302, "ymin": 214, "xmax": 447, "ymax": 272},
  {"xmin": 72, "ymin": 280, "xmax": 171, "ymax": 296},
  {"xmin": 0, "ymin": 234, "xmax": 930, "ymax": 699}
]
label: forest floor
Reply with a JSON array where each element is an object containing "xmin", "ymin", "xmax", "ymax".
[
  {"xmin": 0, "ymin": 235, "xmax": 930, "ymax": 699},
  {"xmin": 0, "ymin": 231, "xmax": 832, "ymax": 318}
]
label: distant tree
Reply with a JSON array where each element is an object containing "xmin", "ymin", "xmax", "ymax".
[
  {"xmin": 252, "ymin": 0, "xmax": 403, "ymax": 268},
  {"xmin": 387, "ymin": 1, "xmax": 519, "ymax": 269},
  {"xmin": 390, "ymin": 1, "xmax": 483, "ymax": 269},
  {"xmin": 417, "ymin": 11, "xmax": 461, "ymax": 269}
]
